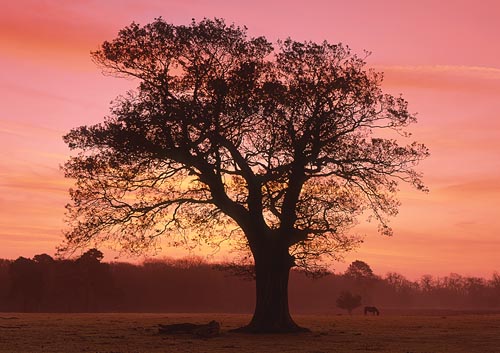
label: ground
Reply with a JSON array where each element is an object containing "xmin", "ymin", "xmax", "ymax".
[{"xmin": 1, "ymin": 313, "xmax": 500, "ymax": 352}]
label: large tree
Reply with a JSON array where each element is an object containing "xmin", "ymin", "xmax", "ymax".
[{"xmin": 62, "ymin": 18, "xmax": 428, "ymax": 332}]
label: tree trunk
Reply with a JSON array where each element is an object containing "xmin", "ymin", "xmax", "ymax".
[{"xmin": 235, "ymin": 246, "xmax": 308, "ymax": 333}]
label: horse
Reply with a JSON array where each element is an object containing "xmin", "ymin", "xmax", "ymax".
[{"xmin": 364, "ymin": 306, "xmax": 380, "ymax": 315}]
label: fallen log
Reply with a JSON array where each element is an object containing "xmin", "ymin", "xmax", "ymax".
[{"xmin": 158, "ymin": 320, "xmax": 221, "ymax": 338}]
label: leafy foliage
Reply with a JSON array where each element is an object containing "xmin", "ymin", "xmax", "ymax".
[
  {"xmin": 345, "ymin": 260, "xmax": 375, "ymax": 279},
  {"xmin": 336, "ymin": 290, "xmax": 362, "ymax": 314}
]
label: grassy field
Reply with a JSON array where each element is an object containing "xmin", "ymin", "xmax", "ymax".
[{"xmin": 1, "ymin": 312, "xmax": 500, "ymax": 353}]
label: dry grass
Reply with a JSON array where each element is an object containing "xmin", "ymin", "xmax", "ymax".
[{"xmin": 1, "ymin": 312, "xmax": 500, "ymax": 353}]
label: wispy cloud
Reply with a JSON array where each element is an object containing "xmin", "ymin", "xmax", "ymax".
[
  {"xmin": 375, "ymin": 64, "xmax": 500, "ymax": 93},
  {"xmin": 377, "ymin": 64, "xmax": 500, "ymax": 78}
]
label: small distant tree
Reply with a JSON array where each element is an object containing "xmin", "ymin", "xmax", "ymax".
[
  {"xmin": 385, "ymin": 272, "xmax": 413, "ymax": 291},
  {"xmin": 344, "ymin": 260, "xmax": 377, "ymax": 304},
  {"xmin": 32, "ymin": 254, "xmax": 56, "ymax": 311},
  {"xmin": 0, "ymin": 260, "xmax": 11, "ymax": 311},
  {"xmin": 77, "ymin": 248, "xmax": 104, "ymax": 265},
  {"xmin": 419, "ymin": 274, "xmax": 434, "ymax": 293},
  {"xmin": 8, "ymin": 257, "xmax": 43, "ymax": 311},
  {"xmin": 76, "ymin": 249, "xmax": 113, "ymax": 311},
  {"xmin": 336, "ymin": 290, "xmax": 362, "ymax": 314},
  {"xmin": 385, "ymin": 272, "xmax": 415, "ymax": 306},
  {"xmin": 345, "ymin": 260, "xmax": 375, "ymax": 280},
  {"xmin": 488, "ymin": 272, "xmax": 500, "ymax": 307},
  {"xmin": 491, "ymin": 272, "xmax": 500, "ymax": 289}
]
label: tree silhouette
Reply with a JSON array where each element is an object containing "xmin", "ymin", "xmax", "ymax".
[
  {"xmin": 345, "ymin": 260, "xmax": 375, "ymax": 280},
  {"xmin": 62, "ymin": 18, "xmax": 428, "ymax": 332},
  {"xmin": 0, "ymin": 259, "xmax": 11, "ymax": 311},
  {"xmin": 32, "ymin": 254, "xmax": 56, "ymax": 311},
  {"xmin": 385, "ymin": 272, "xmax": 416, "ymax": 306},
  {"xmin": 336, "ymin": 290, "xmax": 362, "ymax": 314},
  {"xmin": 76, "ymin": 249, "xmax": 114, "ymax": 311},
  {"xmin": 344, "ymin": 260, "xmax": 378, "ymax": 305},
  {"xmin": 9, "ymin": 257, "xmax": 43, "ymax": 311}
]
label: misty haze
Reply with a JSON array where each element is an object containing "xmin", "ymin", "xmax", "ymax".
[{"xmin": 2, "ymin": 1, "xmax": 500, "ymax": 352}]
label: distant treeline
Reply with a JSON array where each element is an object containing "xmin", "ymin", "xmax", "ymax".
[{"xmin": 0, "ymin": 250, "xmax": 499, "ymax": 313}]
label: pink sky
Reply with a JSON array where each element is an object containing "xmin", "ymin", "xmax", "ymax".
[{"xmin": 1, "ymin": 0, "xmax": 499, "ymax": 279}]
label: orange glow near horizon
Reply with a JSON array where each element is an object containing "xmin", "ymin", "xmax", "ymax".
[{"xmin": 1, "ymin": 0, "xmax": 499, "ymax": 280}]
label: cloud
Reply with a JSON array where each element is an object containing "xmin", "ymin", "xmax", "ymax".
[
  {"xmin": 378, "ymin": 64, "xmax": 500, "ymax": 78},
  {"xmin": 439, "ymin": 179, "xmax": 500, "ymax": 194},
  {"xmin": 375, "ymin": 64, "xmax": 500, "ymax": 93}
]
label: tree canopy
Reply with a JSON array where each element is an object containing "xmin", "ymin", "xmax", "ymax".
[
  {"xmin": 62, "ymin": 18, "xmax": 427, "ymax": 270},
  {"xmin": 336, "ymin": 290, "xmax": 362, "ymax": 314},
  {"xmin": 345, "ymin": 260, "xmax": 376, "ymax": 279}
]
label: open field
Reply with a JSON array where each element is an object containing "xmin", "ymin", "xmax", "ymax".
[{"xmin": 1, "ymin": 313, "xmax": 500, "ymax": 353}]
